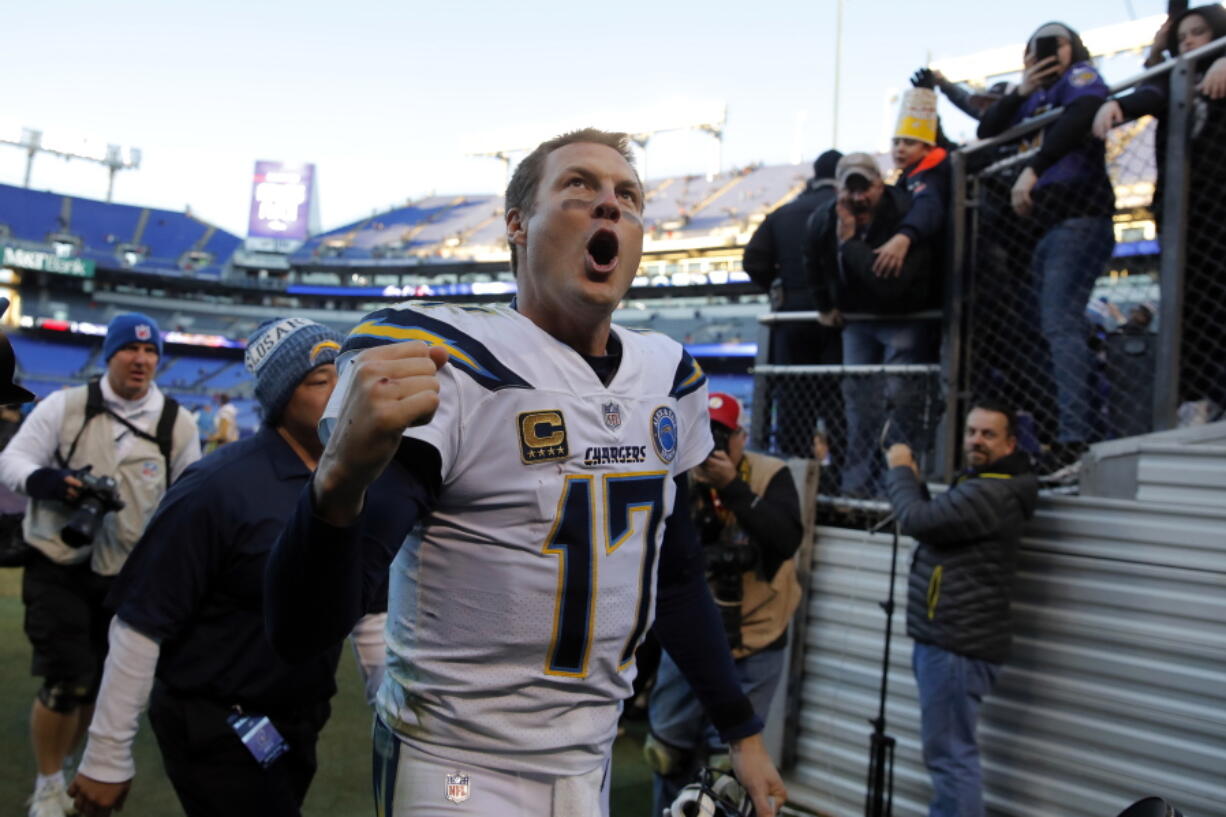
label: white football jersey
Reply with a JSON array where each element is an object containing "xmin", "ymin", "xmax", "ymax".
[{"xmin": 322, "ymin": 302, "xmax": 712, "ymax": 776}]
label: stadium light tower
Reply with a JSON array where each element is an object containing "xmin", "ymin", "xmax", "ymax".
[
  {"xmin": 0, "ymin": 126, "xmax": 142, "ymax": 201},
  {"xmin": 467, "ymin": 148, "xmax": 525, "ymax": 190},
  {"xmin": 832, "ymin": 0, "xmax": 843, "ymax": 146},
  {"xmin": 695, "ymin": 105, "xmax": 727, "ymax": 180},
  {"xmin": 468, "ymin": 103, "xmax": 728, "ymax": 188}
]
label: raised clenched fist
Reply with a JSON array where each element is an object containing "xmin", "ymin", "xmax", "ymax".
[{"xmin": 314, "ymin": 341, "xmax": 449, "ymax": 525}]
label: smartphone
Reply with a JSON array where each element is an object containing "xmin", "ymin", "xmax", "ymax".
[
  {"xmin": 1168, "ymin": 0, "xmax": 1188, "ymax": 17},
  {"xmin": 1032, "ymin": 35, "xmax": 1060, "ymax": 63}
]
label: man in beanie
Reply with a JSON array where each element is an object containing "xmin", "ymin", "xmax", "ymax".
[
  {"xmin": 805, "ymin": 153, "xmax": 940, "ymax": 496},
  {"xmin": 69, "ymin": 317, "xmax": 392, "ymax": 817},
  {"xmin": 0, "ymin": 312, "xmax": 199, "ymax": 817},
  {"xmin": 645, "ymin": 392, "xmax": 803, "ymax": 817},
  {"xmin": 743, "ymin": 149, "xmax": 844, "ymax": 457}
]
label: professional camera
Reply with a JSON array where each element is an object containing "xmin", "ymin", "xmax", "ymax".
[
  {"xmin": 705, "ymin": 540, "xmax": 758, "ymax": 650},
  {"xmin": 60, "ymin": 466, "xmax": 125, "ymax": 548},
  {"xmin": 697, "ymin": 487, "xmax": 758, "ymax": 649},
  {"xmin": 711, "ymin": 423, "xmax": 733, "ymax": 454}
]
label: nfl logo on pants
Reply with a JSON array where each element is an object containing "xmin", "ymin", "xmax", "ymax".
[{"xmin": 445, "ymin": 771, "xmax": 471, "ymax": 804}]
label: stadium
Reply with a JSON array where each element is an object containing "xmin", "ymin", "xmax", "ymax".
[{"xmin": 0, "ymin": 3, "xmax": 1224, "ymax": 817}]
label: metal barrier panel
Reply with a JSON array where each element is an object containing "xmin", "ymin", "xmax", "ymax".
[{"xmin": 783, "ymin": 497, "xmax": 1226, "ymax": 817}]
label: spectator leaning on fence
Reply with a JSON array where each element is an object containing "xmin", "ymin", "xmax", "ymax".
[
  {"xmin": 884, "ymin": 401, "xmax": 1039, "ymax": 817},
  {"xmin": 1092, "ymin": 5, "xmax": 1226, "ymax": 425},
  {"xmin": 886, "ymin": 87, "xmax": 953, "ymax": 275},
  {"xmin": 0, "ymin": 313, "xmax": 201, "ymax": 817},
  {"xmin": 804, "ymin": 152, "xmax": 938, "ymax": 496},
  {"xmin": 742, "ymin": 149, "xmax": 844, "ymax": 457},
  {"xmin": 978, "ymin": 22, "xmax": 1115, "ymax": 478}
]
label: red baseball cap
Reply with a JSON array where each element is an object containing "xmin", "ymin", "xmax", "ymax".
[{"xmin": 708, "ymin": 392, "xmax": 742, "ymax": 430}]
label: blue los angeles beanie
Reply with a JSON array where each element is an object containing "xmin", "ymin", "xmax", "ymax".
[
  {"xmin": 103, "ymin": 313, "xmax": 163, "ymax": 362},
  {"xmin": 245, "ymin": 317, "xmax": 343, "ymax": 422}
]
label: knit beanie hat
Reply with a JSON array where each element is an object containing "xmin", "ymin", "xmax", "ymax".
[
  {"xmin": 103, "ymin": 313, "xmax": 163, "ymax": 362},
  {"xmin": 812, "ymin": 149, "xmax": 844, "ymax": 181},
  {"xmin": 245, "ymin": 317, "xmax": 343, "ymax": 422}
]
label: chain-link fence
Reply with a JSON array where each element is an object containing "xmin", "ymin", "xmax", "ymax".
[
  {"xmin": 751, "ymin": 314, "xmax": 944, "ymax": 520},
  {"xmin": 956, "ymin": 36, "xmax": 1226, "ymax": 471},
  {"xmin": 751, "ymin": 35, "xmax": 1226, "ymax": 509}
]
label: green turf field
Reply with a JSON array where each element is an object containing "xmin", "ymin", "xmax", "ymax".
[{"xmin": 0, "ymin": 568, "xmax": 653, "ymax": 816}]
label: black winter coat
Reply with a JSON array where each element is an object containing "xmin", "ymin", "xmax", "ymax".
[
  {"xmin": 886, "ymin": 450, "xmax": 1039, "ymax": 663},
  {"xmin": 805, "ymin": 185, "xmax": 936, "ymax": 314},
  {"xmin": 743, "ymin": 178, "xmax": 839, "ymax": 311}
]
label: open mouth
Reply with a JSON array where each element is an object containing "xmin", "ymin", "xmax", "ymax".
[{"xmin": 585, "ymin": 229, "xmax": 619, "ymax": 274}]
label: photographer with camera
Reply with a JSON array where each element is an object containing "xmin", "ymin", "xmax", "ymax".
[
  {"xmin": 0, "ymin": 313, "xmax": 199, "ymax": 817},
  {"xmin": 645, "ymin": 393, "xmax": 803, "ymax": 817}
]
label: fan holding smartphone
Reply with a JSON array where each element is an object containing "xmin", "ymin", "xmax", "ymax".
[{"xmin": 976, "ymin": 23, "xmax": 1116, "ymax": 480}]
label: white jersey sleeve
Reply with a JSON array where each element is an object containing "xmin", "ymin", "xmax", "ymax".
[{"xmin": 400, "ymin": 364, "xmax": 463, "ymax": 481}]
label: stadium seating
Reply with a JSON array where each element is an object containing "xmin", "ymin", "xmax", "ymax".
[
  {"xmin": 292, "ymin": 194, "xmax": 502, "ymax": 260},
  {"xmin": 682, "ymin": 163, "xmax": 807, "ymax": 233},
  {"xmin": 0, "ymin": 183, "xmax": 240, "ymax": 274},
  {"xmin": 157, "ymin": 355, "xmax": 230, "ymax": 390},
  {"xmin": 10, "ymin": 336, "xmax": 94, "ymax": 379},
  {"xmin": 68, "ymin": 197, "xmax": 143, "ymax": 250},
  {"xmin": 407, "ymin": 196, "xmax": 501, "ymax": 248},
  {"xmin": 461, "ymin": 212, "xmax": 510, "ymax": 249},
  {"xmin": 200, "ymin": 362, "xmax": 251, "ymax": 391},
  {"xmin": 21, "ymin": 379, "xmax": 68, "ymax": 400},
  {"xmin": 0, "ymin": 186, "xmax": 64, "ymax": 243}
]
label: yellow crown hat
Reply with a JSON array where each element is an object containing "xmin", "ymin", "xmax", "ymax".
[{"xmin": 894, "ymin": 87, "xmax": 938, "ymax": 146}]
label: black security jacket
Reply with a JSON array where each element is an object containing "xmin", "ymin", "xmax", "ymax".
[{"xmin": 886, "ymin": 450, "xmax": 1039, "ymax": 663}]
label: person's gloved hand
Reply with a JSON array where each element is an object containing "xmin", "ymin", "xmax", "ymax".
[
  {"xmin": 911, "ymin": 68, "xmax": 936, "ymax": 89},
  {"xmin": 26, "ymin": 468, "xmax": 82, "ymax": 502}
]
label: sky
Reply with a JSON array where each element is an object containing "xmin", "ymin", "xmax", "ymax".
[{"xmin": 0, "ymin": 0, "xmax": 1172, "ymax": 237}]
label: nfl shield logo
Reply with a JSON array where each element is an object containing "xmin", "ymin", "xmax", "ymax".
[
  {"xmin": 445, "ymin": 771, "xmax": 471, "ymax": 804},
  {"xmin": 135, "ymin": 324, "xmax": 152, "ymax": 341},
  {"xmin": 602, "ymin": 401, "xmax": 622, "ymax": 430}
]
